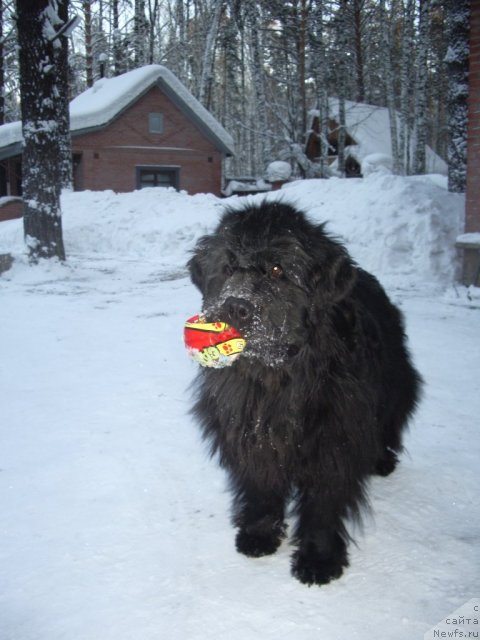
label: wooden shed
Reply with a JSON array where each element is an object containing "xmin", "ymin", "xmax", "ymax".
[{"xmin": 306, "ymin": 99, "xmax": 447, "ymax": 178}]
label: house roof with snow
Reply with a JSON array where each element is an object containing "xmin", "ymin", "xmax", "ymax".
[
  {"xmin": 0, "ymin": 65, "xmax": 235, "ymax": 160},
  {"xmin": 307, "ymin": 98, "xmax": 447, "ymax": 175}
]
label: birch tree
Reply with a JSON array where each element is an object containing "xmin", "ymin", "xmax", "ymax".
[
  {"xmin": 380, "ymin": 0, "xmax": 401, "ymax": 174},
  {"xmin": 198, "ymin": 0, "xmax": 223, "ymax": 107},
  {"xmin": 16, "ymin": 0, "xmax": 66, "ymax": 261},
  {"xmin": 83, "ymin": 0, "xmax": 93, "ymax": 86},
  {"xmin": 412, "ymin": 0, "xmax": 430, "ymax": 175},
  {"xmin": 398, "ymin": 0, "xmax": 416, "ymax": 175},
  {"xmin": 243, "ymin": 0, "xmax": 271, "ymax": 171}
]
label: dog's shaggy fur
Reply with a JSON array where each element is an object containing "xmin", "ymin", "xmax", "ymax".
[{"xmin": 188, "ymin": 202, "xmax": 422, "ymax": 586}]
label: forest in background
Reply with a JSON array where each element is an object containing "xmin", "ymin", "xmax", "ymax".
[{"xmin": 0, "ymin": 0, "xmax": 469, "ymax": 181}]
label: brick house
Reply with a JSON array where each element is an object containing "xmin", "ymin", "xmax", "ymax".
[{"xmin": 0, "ymin": 65, "xmax": 235, "ymax": 220}]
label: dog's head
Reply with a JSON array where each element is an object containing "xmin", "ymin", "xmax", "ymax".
[{"xmin": 188, "ymin": 201, "xmax": 356, "ymax": 366}]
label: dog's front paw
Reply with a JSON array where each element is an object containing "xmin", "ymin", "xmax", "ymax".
[
  {"xmin": 291, "ymin": 547, "xmax": 348, "ymax": 586},
  {"xmin": 236, "ymin": 527, "xmax": 284, "ymax": 558}
]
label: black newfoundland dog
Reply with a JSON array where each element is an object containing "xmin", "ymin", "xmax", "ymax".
[{"xmin": 188, "ymin": 201, "xmax": 421, "ymax": 586}]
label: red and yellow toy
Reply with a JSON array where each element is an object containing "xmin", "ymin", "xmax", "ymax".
[{"xmin": 184, "ymin": 315, "xmax": 246, "ymax": 367}]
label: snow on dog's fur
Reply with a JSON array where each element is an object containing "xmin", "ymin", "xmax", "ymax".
[{"xmin": 188, "ymin": 201, "xmax": 422, "ymax": 586}]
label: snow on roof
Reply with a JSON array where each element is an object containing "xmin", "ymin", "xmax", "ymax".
[
  {"xmin": 0, "ymin": 121, "xmax": 22, "ymax": 150},
  {"xmin": 309, "ymin": 98, "xmax": 447, "ymax": 175},
  {"xmin": 0, "ymin": 65, "xmax": 235, "ymax": 156}
]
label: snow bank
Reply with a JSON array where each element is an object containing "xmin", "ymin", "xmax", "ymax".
[
  {"xmin": 266, "ymin": 174, "xmax": 463, "ymax": 288},
  {"xmin": 0, "ymin": 174, "xmax": 464, "ymax": 289},
  {"xmin": 361, "ymin": 153, "xmax": 393, "ymax": 176}
]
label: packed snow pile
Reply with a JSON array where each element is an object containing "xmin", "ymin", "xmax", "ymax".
[
  {"xmin": 361, "ymin": 153, "xmax": 394, "ymax": 176},
  {"xmin": 274, "ymin": 174, "xmax": 463, "ymax": 288},
  {"xmin": 0, "ymin": 173, "xmax": 464, "ymax": 289},
  {"xmin": 265, "ymin": 160, "xmax": 292, "ymax": 182}
]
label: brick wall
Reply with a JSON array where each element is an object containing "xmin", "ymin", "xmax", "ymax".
[
  {"xmin": 460, "ymin": 1, "xmax": 480, "ymax": 285},
  {"xmin": 466, "ymin": 0, "xmax": 480, "ymax": 233},
  {"xmin": 0, "ymin": 198, "xmax": 22, "ymax": 222},
  {"xmin": 72, "ymin": 85, "xmax": 224, "ymax": 196}
]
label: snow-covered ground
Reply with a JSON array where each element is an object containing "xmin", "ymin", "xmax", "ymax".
[{"xmin": 0, "ymin": 175, "xmax": 478, "ymax": 640}]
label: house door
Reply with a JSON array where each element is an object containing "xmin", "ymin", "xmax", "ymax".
[{"xmin": 136, "ymin": 166, "xmax": 180, "ymax": 190}]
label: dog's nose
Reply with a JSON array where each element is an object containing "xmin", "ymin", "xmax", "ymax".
[{"xmin": 225, "ymin": 296, "xmax": 253, "ymax": 324}]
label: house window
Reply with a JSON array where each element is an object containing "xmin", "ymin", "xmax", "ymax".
[
  {"xmin": 136, "ymin": 166, "xmax": 180, "ymax": 190},
  {"xmin": 148, "ymin": 112, "xmax": 164, "ymax": 134}
]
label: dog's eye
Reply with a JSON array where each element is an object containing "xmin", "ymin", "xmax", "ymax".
[
  {"xmin": 271, "ymin": 264, "xmax": 283, "ymax": 278},
  {"xmin": 223, "ymin": 264, "xmax": 234, "ymax": 277}
]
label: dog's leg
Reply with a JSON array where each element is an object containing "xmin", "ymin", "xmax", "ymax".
[
  {"xmin": 232, "ymin": 480, "xmax": 286, "ymax": 558},
  {"xmin": 291, "ymin": 487, "xmax": 349, "ymax": 586},
  {"xmin": 375, "ymin": 446, "xmax": 399, "ymax": 476}
]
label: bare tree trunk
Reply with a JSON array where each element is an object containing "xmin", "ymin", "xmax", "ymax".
[
  {"xmin": 353, "ymin": 0, "xmax": 365, "ymax": 103},
  {"xmin": 198, "ymin": 0, "xmax": 222, "ymax": 107},
  {"xmin": 297, "ymin": 0, "xmax": 307, "ymax": 144},
  {"xmin": 147, "ymin": 0, "xmax": 160, "ymax": 64},
  {"xmin": 0, "ymin": 1, "xmax": 4, "ymax": 126},
  {"xmin": 112, "ymin": 0, "xmax": 123, "ymax": 76},
  {"xmin": 175, "ymin": 0, "xmax": 187, "ymax": 83},
  {"xmin": 16, "ymin": 0, "xmax": 66, "ymax": 261},
  {"xmin": 337, "ymin": 0, "xmax": 348, "ymax": 177},
  {"xmin": 310, "ymin": 0, "xmax": 330, "ymax": 178},
  {"xmin": 56, "ymin": 0, "xmax": 73, "ymax": 190},
  {"xmin": 134, "ymin": 0, "xmax": 148, "ymax": 66},
  {"xmin": 83, "ymin": 0, "xmax": 93, "ymax": 87},
  {"xmin": 399, "ymin": 0, "xmax": 415, "ymax": 174},
  {"xmin": 445, "ymin": 0, "xmax": 470, "ymax": 192},
  {"xmin": 244, "ymin": 0, "xmax": 271, "ymax": 170},
  {"xmin": 338, "ymin": 95, "xmax": 346, "ymax": 177},
  {"xmin": 380, "ymin": 0, "xmax": 401, "ymax": 174},
  {"xmin": 413, "ymin": 0, "xmax": 430, "ymax": 175}
]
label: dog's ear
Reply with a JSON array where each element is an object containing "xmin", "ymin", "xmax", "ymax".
[
  {"xmin": 187, "ymin": 253, "xmax": 205, "ymax": 292},
  {"xmin": 311, "ymin": 244, "xmax": 357, "ymax": 303}
]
